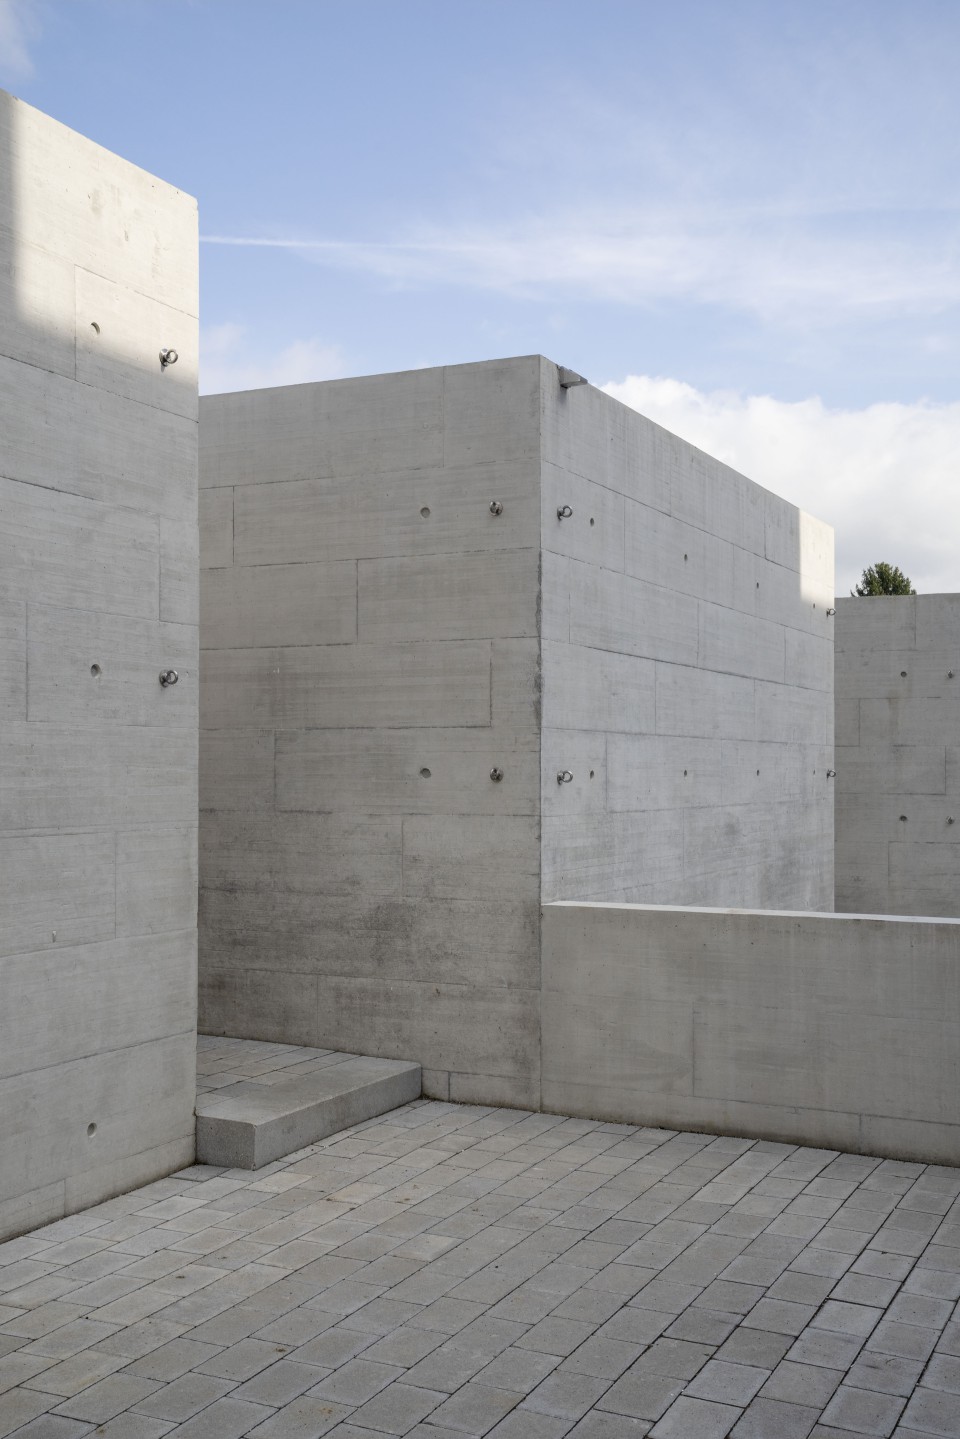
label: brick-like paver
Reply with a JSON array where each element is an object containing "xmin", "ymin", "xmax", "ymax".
[{"xmin": 2, "ymin": 1091, "xmax": 960, "ymax": 1437}]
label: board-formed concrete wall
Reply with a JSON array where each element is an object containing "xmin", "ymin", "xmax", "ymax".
[
  {"xmin": 199, "ymin": 359, "xmax": 543, "ymax": 1107},
  {"xmin": 835, "ymin": 593, "xmax": 960, "ymax": 916},
  {"xmin": 542, "ymin": 901, "xmax": 960, "ymax": 1164},
  {"xmin": 200, "ymin": 356, "xmax": 833, "ymax": 1109},
  {"xmin": 0, "ymin": 91, "xmax": 198, "ymax": 1240},
  {"xmin": 541, "ymin": 379, "xmax": 835, "ymax": 909}
]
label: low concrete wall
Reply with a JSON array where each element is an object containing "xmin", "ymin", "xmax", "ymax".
[
  {"xmin": 542, "ymin": 901, "xmax": 960, "ymax": 1164},
  {"xmin": 836, "ymin": 593, "xmax": 960, "ymax": 916}
]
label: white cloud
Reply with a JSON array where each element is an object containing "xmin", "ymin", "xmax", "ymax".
[
  {"xmin": 602, "ymin": 375, "xmax": 960, "ymax": 597},
  {"xmin": 200, "ymin": 323, "xmax": 346, "ymax": 394},
  {"xmin": 0, "ymin": 0, "xmax": 37, "ymax": 80},
  {"xmin": 201, "ymin": 201, "xmax": 960, "ymax": 326}
]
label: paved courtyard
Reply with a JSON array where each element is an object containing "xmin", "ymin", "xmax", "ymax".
[{"xmin": 2, "ymin": 1097, "xmax": 960, "ymax": 1439}]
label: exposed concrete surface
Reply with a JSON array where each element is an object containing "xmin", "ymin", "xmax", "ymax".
[
  {"xmin": 199, "ymin": 358, "xmax": 544, "ymax": 1110},
  {"xmin": 541, "ymin": 374, "xmax": 835, "ymax": 911},
  {"xmin": 542, "ymin": 902, "xmax": 960, "ymax": 1163},
  {"xmin": 0, "ymin": 89, "xmax": 199, "ymax": 1242},
  {"xmin": 196, "ymin": 1037, "xmax": 421, "ymax": 1168},
  {"xmin": 2, "ymin": 1097, "xmax": 960, "ymax": 1437},
  {"xmin": 199, "ymin": 356, "xmax": 834, "ymax": 1111},
  {"xmin": 836, "ymin": 594, "xmax": 960, "ymax": 917}
]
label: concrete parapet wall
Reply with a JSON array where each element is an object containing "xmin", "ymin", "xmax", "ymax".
[
  {"xmin": 542, "ymin": 901, "xmax": 960, "ymax": 1163},
  {"xmin": 835, "ymin": 594, "xmax": 960, "ymax": 916},
  {"xmin": 0, "ymin": 91, "xmax": 198, "ymax": 1240}
]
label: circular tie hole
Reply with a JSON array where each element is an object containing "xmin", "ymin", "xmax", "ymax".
[
  {"xmin": 901, "ymin": 670, "xmax": 908, "ymax": 678},
  {"xmin": 419, "ymin": 767, "xmax": 431, "ymax": 778},
  {"xmin": 420, "ymin": 506, "xmax": 430, "ymax": 519},
  {"xmin": 90, "ymin": 663, "xmax": 101, "ymax": 678},
  {"xmin": 90, "ymin": 321, "xmax": 100, "ymax": 335},
  {"xmin": 87, "ymin": 1122, "xmax": 97, "ymax": 1138}
]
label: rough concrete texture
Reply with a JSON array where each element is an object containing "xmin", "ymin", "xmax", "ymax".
[
  {"xmin": 199, "ymin": 355, "xmax": 834, "ymax": 1111},
  {"xmin": 3, "ymin": 1096, "xmax": 960, "ymax": 1438},
  {"xmin": 195, "ymin": 1037, "xmax": 421, "ymax": 1168},
  {"xmin": 541, "ymin": 377, "xmax": 835, "ymax": 910},
  {"xmin": 542, "ymin": 901, "xmax": 960, "ymax": 1163},
  {"xmin": 199, "ymin": 359, "xmax": 544, "ymax": 1110},
  {"xmin": 0, "ymin": 89, "xmax": 199, "ymax": 1242},
  {"xmin": 836, "ymin": 593, "xmax": 960, "ymax": 917}
]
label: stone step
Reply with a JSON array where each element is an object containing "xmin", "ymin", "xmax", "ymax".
[{"xmin": 195, "ymin": 1040, "xmax": 421, "ymax": 1168}]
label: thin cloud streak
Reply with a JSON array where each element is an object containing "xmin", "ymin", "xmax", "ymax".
[{"xmin": 201, "ymin": 205, "xmax": 960, "ymax": 323}]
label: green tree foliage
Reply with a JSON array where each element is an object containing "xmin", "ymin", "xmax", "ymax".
[{"xmin": 851, "ymin": 562, "xmax": 916, "ymax": 597}]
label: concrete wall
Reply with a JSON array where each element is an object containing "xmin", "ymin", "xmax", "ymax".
[
  {"xmin": 836, "ymin": 594, "xmax": 960, "ymax": 916},
  {"xmin": 199, "ymin": 358, "xmax": 543, "ymax": 1107},
  {"xmin": 0, "ymin": 91, "xmax": 198, "ymax": 1240},
  {"xmin": 199, "ymin": 355, "xmax": 835, "ymax": 1111},
  {"xmin": 541, "ymin": 376, "xmax": 835, "ymax": 909},
  {"xmin": 542, "ymin": 901, "xmax": 960, "ymax": 1164}
]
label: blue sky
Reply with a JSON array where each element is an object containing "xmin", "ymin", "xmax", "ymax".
[{"xmin": 2, "ymin": 0, "xmax": 960, "ymax": 591}]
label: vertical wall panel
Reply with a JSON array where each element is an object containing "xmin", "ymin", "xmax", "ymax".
[{"xmin": 0, "ymin": 90, "xmax": 198, "ymax": 1240}]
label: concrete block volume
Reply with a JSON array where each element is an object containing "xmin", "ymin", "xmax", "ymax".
[
  {"xmin": 0, "ymin": 89, "xmax": 199, "ymax": 1241},
  {"xmin": 199, "ymin": 356, "xmax": 835, "ymax": 1110}
]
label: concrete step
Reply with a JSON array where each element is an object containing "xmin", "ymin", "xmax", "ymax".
[{"xmin": 195, "ymin": 1038, "xmax": 421, "ymax": 1168}]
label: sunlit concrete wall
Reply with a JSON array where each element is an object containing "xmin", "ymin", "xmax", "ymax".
[
  {"xmin": 541, "ymin": 376, "xmax": 835, "ymax": 909},
  {"xmin": 199, "ymin": 359, "xmax": 543, "ymax": 1107},
  {"xmin": 0, "ymin": 91, "xmax": 198, "ymax": 1240},
  {"xmin": 200, "ymin": 356, "xmax": 834, "ymax": 1110},
  {"xmin": 836, "ymin": 593, "xmax": 960, "ymax": 916},
  {"xmin": 542, "ymin": 901, "xmax": 960, "ymax": 1164}
]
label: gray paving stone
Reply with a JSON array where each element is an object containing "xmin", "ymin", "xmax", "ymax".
[
  {"xmin": 232, "ymin": 1358, "xmax": 327, "ymax": 1406},
  {"xmin": 901, "ymin": 1385, "xmax": 960, "ymax": 1435},
  {"xmin": 308, "ymin": 1357, "xmax": 404, "ymax": 1406},
  {"xmin": 131, "ymin": 1372, "xmax": 236, "ymax": 1421},
  {"xmin": 598, "ymin": 1369, "xmax": 684, "ymax": 1421},
  {"xmin": 635, "ymin": 1338, "xmax": 713, "ymax": 1380},
  {"xmin": 729, "ymin": 1397, "xmax": 819, "ymax": 1438},
  {"xmin": 812, "ymin": 1301, "xmax": 884, "ymax": 1339},
  {"xmin": 52, "ymin": 1374, "xmax": 160, "ymax": 1424},
  {"xmin": 427, "ymin": 1381, "xmax": 524, "ymax": 1433},
  {"xmin": 475, "ymin": 1346, "xmax": 559, "ymax": 1392},
  {"xmin": 715, "ymin": 1325, "xmax": 793, "ymax": 1370},
  {"xmin": 786, "ymin": 1329, "xmax": 866, "ymax": 1371},
  {"xmin": 686, "ymin": 1359, "xmax": 767, "ymax": 1405},
  {"xmin": 663, "ymin": 1306, "xmax": 738, "ymax": 1346},
  {"xmin": 867, "ymin": 1319, "xmax": 940, "ymax": 1361},
  {"xmin": 566, "ymin": 1413, "xmax": 651, "ymax": 1437},
  {"xmin": 525, "ymin": 1369, "xmax": 610, "ymax": 1419},
  {"xmin": 486, "ymin": 1410, "xmax": 572, "ymax": 1438},
  {"xmin": 243, "ymin": 1394, "xmax": 353, "ymax": 1438},
  {"xmin": 347, "ymin": 1380, "xmax": 445, "ymax": 1433},
  {"xmin": 846, "ymin": 1352, "xmax": 925, "ymax": 1397},
  {"xmin": 649, "ymin": 1395, "xmax": 741, "ymax": 1437},
  {"xmin": 820, "ymin": 1384, "xmax": 906, "ymax": 1436},
  {"xmin": 89, "ymin": 1413, "xmax": 177, "ymax": 1438},
  {"xmin": 760, "ymin": 1359, "xmax": 844, "ymax": 1406},
  {"xmin": 515, "ymin": 1317, "xmax": 596, "ymax": 1356},
  {"xmin": 0, "ymin": 1420, "xmax": 94, "ymax": 1438}
]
